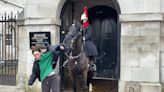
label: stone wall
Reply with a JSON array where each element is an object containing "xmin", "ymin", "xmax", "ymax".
[
  {"xmin": 119, "ymin": 13, "xmax": 162, "ymax": 92},
  {"xmin": 118, "ymin": 0, "xmax": 160, "ymax": 13},
  {"xmin": 0, "ymin": 0, "xmax": 24, "ymax": 15},
  {"xmin": 117, "ymin": 0, "xmax": 163, "ymax": 92},
  {"xmin": 160, "ymin": 17, "xmax": 164, "ymax": 92},
  {"xmin": 160, "ymin": 1, "xmax": 164, "ymax": 90},
  {"xmin": 161, "ymin": 0, "xmax": 164, "ymax": 13}
]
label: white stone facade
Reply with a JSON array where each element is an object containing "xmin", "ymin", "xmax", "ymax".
[
  {"xmin": 1, "ymin": 0, "xmax": 164, "ymax": 92},
  {"xmin": 118, "ymin": 0, "xmax": 163, "ymax": 91},
  {"xmin": 0, "ymin": 0, "xmax": 25, "ymax": 16}
]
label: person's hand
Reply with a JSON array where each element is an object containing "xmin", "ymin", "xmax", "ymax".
[
  {"xmin": 60, "ymin": 45, "xmax": 65, "ymax": 50},
  {"xmin": 29, "ymin": 85, "xmax": 32, "ymax": 89}
]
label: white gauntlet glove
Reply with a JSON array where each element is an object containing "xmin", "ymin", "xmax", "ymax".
[{"xmin": 60, "ymin": 45, "xmax": 65, "ymax": 50}]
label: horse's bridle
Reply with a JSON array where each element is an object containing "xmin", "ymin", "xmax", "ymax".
[
  {"xmin": 66, "ymin": 31, "xmax": 83, "ymax": 60},
  {"xmin": 69, "ymin": 52, "xmax": 83, "ymax": 59},
  {"xmin": 65, "ymin": 49, "xmax": 83, "ymax": 59}
]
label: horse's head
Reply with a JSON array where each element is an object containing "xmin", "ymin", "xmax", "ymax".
[
  {"xmin": 71, "ymin": 31, "xmax": 82, "ymax": 47},
  {"xmin": 63, "ymin": 20, "xmax": 82, "ymax": 49}
]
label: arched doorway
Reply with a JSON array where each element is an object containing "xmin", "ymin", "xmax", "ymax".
[{"xmin": 60, "ymin": 0, "xmax": 120, "ymax": 91}]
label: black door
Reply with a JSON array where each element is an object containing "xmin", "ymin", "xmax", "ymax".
[{"xmin": 89, "ymin": 6, "xmax": 118, "ymax": 79}]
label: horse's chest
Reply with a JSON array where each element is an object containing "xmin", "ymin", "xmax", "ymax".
[
  {"xmin": 74, "ymin": 61, "xmax": 82, "ymax": 69},
  {"xmin": 74, "ymin": 61, "xmax": 78, "ymax": 65},
  {"xmin": 69, "ymin": 60, "xmax": 82, "ymax": 69}
]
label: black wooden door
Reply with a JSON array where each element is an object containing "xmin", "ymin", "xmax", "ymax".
[{"xmin": 89, "ymin": 6, "xmax": 118, "ymax": 79}]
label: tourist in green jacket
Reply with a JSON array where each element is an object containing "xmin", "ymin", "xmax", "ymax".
[
  {"xmin": 39, "ymin": 44, "xmax": 64, "ymax": 92},
  {"xmin": 28, "ymin": 44, "xmax": 65, "ymax": 92}
]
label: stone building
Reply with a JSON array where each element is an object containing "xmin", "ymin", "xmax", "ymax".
[{"xmin": 0, "ymin": 0, "xmax": 164, "ymax": 92}]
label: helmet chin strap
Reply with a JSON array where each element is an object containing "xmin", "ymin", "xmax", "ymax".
[{"xmin": 82, "ymin": 19, "xmax": 88, "ymax": 23}]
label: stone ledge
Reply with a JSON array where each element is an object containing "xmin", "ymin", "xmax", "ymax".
[
  {"xmin": 24, "ymin": 17, "xmax": 61, "ymax": 26},
  {"xmin": 140, "ymin": 83, "xmax": 162, "ymax": 92},
  {"xmin": 1, "ymin": 0, "xmax": 25, "ymax": 8},
  {"xmin": 119, "ymin": 13, "xmax": 163, "ymax": 22}
]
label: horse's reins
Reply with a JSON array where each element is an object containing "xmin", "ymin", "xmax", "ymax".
[{"xmin": 66, "ymin": 31, "xmax": 83, "ymax": 60}]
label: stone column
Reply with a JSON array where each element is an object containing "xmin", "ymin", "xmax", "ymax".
[
  {"xmin": 17, "ymin": 0, "xmax": 61, "ymax": 91},
  {"xmin": 160, "ymin": 14, "xmax": 164, "ymax": 91},
  {"xmin": 119, "ymin": 13, "xmax": 162, "ymax": 92}
]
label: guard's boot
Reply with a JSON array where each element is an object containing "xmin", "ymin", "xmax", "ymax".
[
  {"xmin": 89, "ymin": 63, "xmax": 97, "ymax": 77},
  {"xmin": 89, "ymin": 61, "xmax": 97, "ymax": 72}
]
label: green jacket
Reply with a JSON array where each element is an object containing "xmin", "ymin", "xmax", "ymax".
[{"xmin": 39, "ymin": 51, "xmax": 54, "ymax": 81}]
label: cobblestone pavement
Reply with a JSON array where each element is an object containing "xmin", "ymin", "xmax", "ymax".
[
  {"xmin": 0, "ymin": 85, "xmax": 24, "ymax": 92},
  {"xmin": 92, "ymin": 79, "xmax": 117, "ymax": 92},
  {"xmin": 62, "ymin": 79, "xmax": 118, "ymax": 92}
]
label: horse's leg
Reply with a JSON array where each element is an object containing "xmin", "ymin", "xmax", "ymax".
[
  {"xmin": 73, "ymin": 70, "xmax": 77, "ymax": 92},
  {"xmin": 87, "ymin": 71, "xmax": 94, "ymax": 92},
  {"xmin": 82, "ymin": 70, "xmax": 89, "ymax": 92},
  {"xmin": 69, "ymin": 70, "xmax": 77, "ymax": 92}
]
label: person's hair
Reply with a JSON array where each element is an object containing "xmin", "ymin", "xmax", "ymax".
[{"xmin": 31, "ymin": 46, "xmax": 41, "ymax": 54}]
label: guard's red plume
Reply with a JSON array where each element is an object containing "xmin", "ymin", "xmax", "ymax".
[{"xmin": 83, "ymin": 6, "xmax": 88, "ymax": 17}]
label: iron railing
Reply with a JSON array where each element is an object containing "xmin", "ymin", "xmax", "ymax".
[{"xmin": 0, "ymin": 12, "xmax": 18, "ymax": 85}]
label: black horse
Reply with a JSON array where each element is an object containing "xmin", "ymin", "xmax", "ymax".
[{"xmin": 63, "ymin": 21, "xmax": 89, "ymax": 92}]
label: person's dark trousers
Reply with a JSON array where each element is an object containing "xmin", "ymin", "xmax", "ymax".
[{"xmin": 42, "ymin": 74, "xmax": 60, "ymax": 92}]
